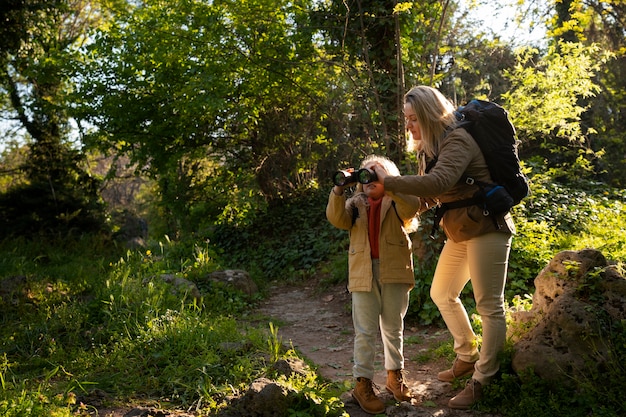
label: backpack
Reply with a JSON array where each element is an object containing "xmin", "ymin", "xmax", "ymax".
[
  {"xmin": 455, "ymin": 99, "xmax": 529, "ymax": 207},
  {"xmin": 431, "ymin": 99, "xmax": 529, "ymax": 236}
]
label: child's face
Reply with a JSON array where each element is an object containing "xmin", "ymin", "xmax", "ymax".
[{"xmin": 362, "ymin": 163, "xmax": 385, "ymax": 200}]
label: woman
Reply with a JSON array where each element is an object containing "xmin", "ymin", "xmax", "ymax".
[{"xmin": 372, "ymin": 86, "xmax": 515, "ymax": 409}]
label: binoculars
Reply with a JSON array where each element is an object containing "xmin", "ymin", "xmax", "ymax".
[{"xmin": 332, "ymin": 167, "xmax": 378, "ymax": 186}]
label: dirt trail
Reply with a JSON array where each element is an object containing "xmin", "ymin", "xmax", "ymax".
[
  {"xmin": 96, "ymin": 279, "xmax": 501, "ymax": 417},
  {"xmin": 257, "ymin": 279, "xmax": 496, "ymax": 416}
]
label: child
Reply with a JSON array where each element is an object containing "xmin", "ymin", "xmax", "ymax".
[{"xmin": 326, "ymin": 154, "xmax": 421, "ymax": 414}]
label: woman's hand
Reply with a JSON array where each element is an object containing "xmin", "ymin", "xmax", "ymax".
[{"xmin": 372, "ymin": 164, "xmax": 388, "ymax": 182}]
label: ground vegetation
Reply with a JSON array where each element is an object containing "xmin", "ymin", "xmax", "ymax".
[{"xmin": 1, "ymin": 0, "xmax": 626, "ymax": 415}]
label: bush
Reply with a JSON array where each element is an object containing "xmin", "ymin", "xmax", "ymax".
[{"xmin": 210, "ymin": 188, "xmax": 346, "ymax": 283}]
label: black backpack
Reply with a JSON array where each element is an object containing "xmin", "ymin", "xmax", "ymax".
[
  {"xmin": 456, "ymin": 99, "xmax": 529, "ymax": 206},
  {"xmin": 431, "ymin": 99, "xmax": 529, "ymax": 236}
]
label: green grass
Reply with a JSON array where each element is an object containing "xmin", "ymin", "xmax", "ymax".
[{"xmin": 0, "ymin": 235, "xmax": 347, "ymax": 416}]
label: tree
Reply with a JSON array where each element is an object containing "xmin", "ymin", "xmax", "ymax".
[
  {"xmin": 0, "ymin": 0, "xmax": 110, "ymax": 236},
  {"xmin": 75, "ymin": 0, "xmax": 337, "ymax": 232},
  {"xmin": 312, "ymin": 1, "xmax": 453, "ymax": 163},
  {"xmin": 522, "ymin": 0, "xmax": 626, "ymax": 185},
  {"xmin": 423, "ymin": 2, "xmax": 518, "ymax": 105},
  {"xmin": 502, "ymin": 41, "xmax": 605, "ymax": 178}
]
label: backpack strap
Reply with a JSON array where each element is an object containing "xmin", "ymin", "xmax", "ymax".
[
  {"xmin": 430, "ymin": 178, "xmax": 504, "ymax": 239},
  {"xmin": 430, "ymin": 195, "xmax": 482, "ymax": 239}
]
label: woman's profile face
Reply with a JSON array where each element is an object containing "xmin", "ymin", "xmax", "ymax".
[{"xmin": 404, "ymin": 102, "xmax": 422, "ymax": 145}]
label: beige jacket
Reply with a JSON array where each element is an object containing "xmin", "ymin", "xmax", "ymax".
[
  {"xmin": 326, "ymin": 190, "xmax": 421, "ymax": 292},
  {"xmin": 384, "ymin": 128, "xmax": 515, "ymax": 242}
]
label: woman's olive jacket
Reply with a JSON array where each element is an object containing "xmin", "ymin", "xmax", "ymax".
[
  {"xmin": 384, "ymin": 128, "xmax": 515, "ymax": 243},
  {"xmin": 326, "ymin": 190, "xmax": 421, "ymax": 292}
]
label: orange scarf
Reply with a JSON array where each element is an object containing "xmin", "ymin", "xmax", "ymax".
[{"xmin": 368, "ymin": 197, "xmax": 382, "ymax": 259}]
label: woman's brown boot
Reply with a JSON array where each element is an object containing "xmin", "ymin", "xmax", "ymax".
[
  {"xmin": 352, "ymin": 377, "xmax": 385, "ymax": 414},
  {"xmin": 448, "ymin": 378, "xmax": 483, "ymax": 409},
  {"xmin": 437, "ymin": 357, "xmax": 476, "ymax": 382}
]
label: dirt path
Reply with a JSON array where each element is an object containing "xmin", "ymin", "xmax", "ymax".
[
  {"xmin": 257, "ymin": 279, "xmax": 498, "ymax": 416},
  {"xmin": 96, "ymin": 279, "xmax": 501, "ymax": 417}
]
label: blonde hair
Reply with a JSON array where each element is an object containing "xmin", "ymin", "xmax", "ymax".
[
  {"xmin": 360, "ymin": 154, "xmax": 400, "ymax": 175},
  {"xmin": 404, "ymin": 86, "xmax": 457, "ymax": 160}
]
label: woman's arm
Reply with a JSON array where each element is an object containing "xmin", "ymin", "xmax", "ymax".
[{"xmin": 376, "ymin": 130, "xmax": 475, "ymax": 198}]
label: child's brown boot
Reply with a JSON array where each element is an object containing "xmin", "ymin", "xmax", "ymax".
[
  {"xmin": 352, "ymin": 377, "xmax": 385, "ymax": 414},
  {"xmin": 385, "ymin": 369, "xmax": 412, "ymax": 401}
]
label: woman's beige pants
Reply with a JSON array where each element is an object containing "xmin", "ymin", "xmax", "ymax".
[{"xmin": 430, "ymin": 231, "xmax": 512, "ymax": 385}]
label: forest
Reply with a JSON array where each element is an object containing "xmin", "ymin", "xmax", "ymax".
[{"xmin": 0, "ymin": 0, "xmax": 625, "ymax": 416}]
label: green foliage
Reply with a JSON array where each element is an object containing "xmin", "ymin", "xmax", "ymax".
[
  {"xmin": 2, "ymin": 1, "xmax": 626, "ymax": 414},
  {"xmin": 504, "ymin": 41, "xmax": 604, "ymax": 143},
  {"xmin": 1, "ymin": 172, "xmax": 625, "ymax": 415},
  {"xmin": 502, "ymin": 41, "xmax": 613, "ymax": 181},
  {"xmin": 411, "ymin": 337, "xmax": 454, "ymax": 366},
  {"xmin": 74, "ymin": 0, "xmax": 338, "ymax": 234},
  {"xmin": 404, "ymin": 165, "xmax": 626, "ymax": 324},
  {"xmin": 495, "ymin": 164, "xmax": 626, "ymax": 300},
  {"xmin": 0, "ymin": 1, "xmax": 112, "ymax": 237},
  {"xmin": 0, "ymin": 166, "xmax": 108, "ymax": 237},
  {"xmin": 0, "ymin": 370, "xmax": 77, "ymax": 417},
  {"xmin": 409, "ymin": 264, "xmax": 441, "ymax": 325},
  {"xmin": 210, "ymin": 187, "xmax": 346, "ymax": 282},
  {"xmin": 0, "ymin": 234, "xmax": 348, "ymax": 416}
]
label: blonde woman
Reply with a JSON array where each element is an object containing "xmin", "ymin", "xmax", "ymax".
[
  {"xmin": 372, "ymin": 86, "xmax": 515, "ymax": 409},
  {"xmin": 326, "ymin": 154, "xmax": 420, "ymax": 414}
]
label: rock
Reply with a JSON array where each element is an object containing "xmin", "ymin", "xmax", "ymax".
[
  {"xmin": 112, "ymin": 210, "xmax": 148, "ymax": 249},
  {"xmin": 0, "ymin": 275, "xmax": 27, "ymax": 303},
  {"xmin": 148, "ymin": 274, "xmax": 202, "ymax": 302},
  {"xmin": 215, "ymin": 360, "xmax": 316, "ymax": 417},
  {"xmin": 113, "ymin": 210, "xmax": 148, "ymax": 241},
  {"xmin": 599, "ymin": 264, "xmax": 626, "ymax": 320},
  {"xmin": 272, "ymin": 357, "xmax": 311, "ymax": 378},
  {"xmin": 124, "ymin": 407, "xmax": 193, "ymax": 416},
  {"xmin": 125, "ymin": 236, "xmax": 146, "ymax": 249},
  {"xmin": 205, "ymin": 270, "xmax": 259, "ymax": 297},
  {"xmin": 217, "ymin": 377, "xmax": 292, "ymax": 417},
  {"xmin": 526, "ymin": 249, "xmax": 607, "ymax": 313},
  {"xmin": 510, "ymin": 249, "xmax": 626, "ymax": 385}
]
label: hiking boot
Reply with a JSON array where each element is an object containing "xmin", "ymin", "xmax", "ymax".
[
  {"xmin": 385, "ymin": 369, "xmax": 412, "ymax": 402},
  {"xmin": 352, "ymin": 377, "xmax": 385, "ymax": 414},
  {"xmin": 448, "ymin": 378, "xmax": 483, "ymax": 409},
  {"xmin": 437, "ymin": 357, "xmax": 476, "ymax": 382}
]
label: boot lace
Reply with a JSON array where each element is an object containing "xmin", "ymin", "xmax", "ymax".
[{"xmin": 360, "ymin": 378, "xmax": 379, "ymax": 399}]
